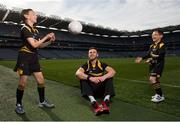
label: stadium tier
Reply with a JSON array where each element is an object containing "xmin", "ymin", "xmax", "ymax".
[{"xmin": 0, "ymin": 22, "xmax": 180, "ymax": 59}]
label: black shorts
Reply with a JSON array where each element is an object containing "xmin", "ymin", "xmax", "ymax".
[
  {"xmin": 14, "ymin": 52, "xmax": 41, "ymax": 76},
  {"xmin": 149, "ymin": 62, "xmax": 164, "ymax": 78},
  {"xmin": 80, "ymin": 78, "xmax": 115, "ymax": 98}
]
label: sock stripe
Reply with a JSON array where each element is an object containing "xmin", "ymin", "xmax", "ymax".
[
  {"xmin": 38, "ymin": 83, "xmax": 45, "ymax": 88},
  {"xmin": 18, "ymin": 85, "xmax": 25, "ymax": 91},
  {"xmin": 152, "ymin": 82, "xmax": 161, "ymax": 89}
]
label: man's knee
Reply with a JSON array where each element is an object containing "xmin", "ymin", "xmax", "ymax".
[
  {"xmin": 36, "ymin": 77, "xmax": 45, "ymax": 85},
  {"xmin": 149, "ymin": 76, "xmax": 157, "ymax": 84},
  {"xmin": 104, "ymin": 78, "xmax": 113, "ymax": 84},
  {"xmin": 33, "ymin": 72, "xmax": 45, "ymax": 84},
  {"xmin": 18, "ymin": 76, "xmax": 27, "ymax": 90},
  {"xmin": 35, "ymin": 76, "xmax": 45, "ymax": 87},
  {"xmin": 80, "ymin": 80, "xmax": 91, "ymax": 87},
  {"xmin": 104, "ymin": 78, "xmax": 114, "ymax": 88},
  {"xmin": 80, "ymin": 80, "xmax": 90, "ymax": 83}
]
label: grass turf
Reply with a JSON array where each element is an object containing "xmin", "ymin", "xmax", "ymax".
[
  {"xmin": 0, "ymin": 57, "xmax": 180, "ymax": 120},
  {"xmin": 0, "ymin": 65, "xmax": 179, "ymax": 121}
]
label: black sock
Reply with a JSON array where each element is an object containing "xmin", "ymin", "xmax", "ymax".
[
  {"xmin": 16, "ymin": 88, "xmax": 24, "ymax": 105},
  {"xmin": 155, "ymin": 88, "xmax": 162, "ymax": 96},
  {"xmin": 38, "ymin": 87, "xmax": 45, "ymax": 103}
]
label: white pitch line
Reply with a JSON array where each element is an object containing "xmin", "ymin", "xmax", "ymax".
[{"xmin": 116, "ymin": 77, "xmax": 180, "ymax": 88}]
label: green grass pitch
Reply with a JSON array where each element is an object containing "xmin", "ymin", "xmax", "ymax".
[{"xmin": 0, "ymin": 57, "xmax": 179, "ymax": 120}]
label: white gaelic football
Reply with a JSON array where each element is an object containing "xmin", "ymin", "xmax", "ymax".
[{"xmin": 68, "ymin": 21, "xmax": 83, "ymax": 35}]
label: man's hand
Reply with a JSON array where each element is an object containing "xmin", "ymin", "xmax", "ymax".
[
  {"xmin": 97, "ymin": 76, "xmax": 106, "ymax": 82},
  {"xmin": 135, "ymin": 57, "xmax": 142, "ymax": 63},
  {"xmin": 89, "ymin": 77, "xmax": 101, "ymax": 84},
  {"xmin": 46, "ymin": 32, "xmax": 53, "ymax": 38},
  {"xmin": 50, "ymin": 33, "xmax": 56, "ymax": 42},
  {"xmin": 46, "ymin": 33, "xmax": 55, "ymax": 42}
]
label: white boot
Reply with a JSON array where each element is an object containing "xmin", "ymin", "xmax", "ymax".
[{"xmin": 151, "ymin": 94, "xmax": 165, "ymax": 103}]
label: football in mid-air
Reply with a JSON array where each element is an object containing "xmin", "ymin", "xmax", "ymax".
[{"xmin": 68, "ymin": 21, "xmax": 83, "ymax": 35}]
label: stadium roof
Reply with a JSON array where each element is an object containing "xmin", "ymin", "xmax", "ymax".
[{"xmin": 0, "ymin": 3, "xmax": 180, "ymax": 38}]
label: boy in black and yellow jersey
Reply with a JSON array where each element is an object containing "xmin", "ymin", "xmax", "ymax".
[
  {"xmin": 135, "ymin": 29, "xmax": 166, "ymax": 103},
  {"xmin": 14, "ymin": 9, "xmax": 55, "ymax": 114},
  {"xmin": 76, "ymin": 47, "xmax": 116, "ymax": 115}
]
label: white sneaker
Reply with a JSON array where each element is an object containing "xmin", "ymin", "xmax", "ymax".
[
  {"xmin": 151, "ymin": 94, "xmax": 165, "ymax": 103},
  {"xmin": 152, "ymin": 94, "xmax": 165, "ymax": 99},
  {"xmin": 38, "ymin": 100, "xmax": 55, "ymax": 108},
  {"xmin": 151, "ymin": 94, "xmax": 158, "ymax": 99}
]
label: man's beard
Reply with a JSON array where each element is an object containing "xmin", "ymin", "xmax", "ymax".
[{"xmin": 89, "ymin": 57, "xmax": 97, "ymax": 62}]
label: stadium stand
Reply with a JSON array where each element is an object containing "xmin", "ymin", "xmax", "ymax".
[{"xmin": 0, "ymin": 4, "xmax": 180, "ymax": 59}]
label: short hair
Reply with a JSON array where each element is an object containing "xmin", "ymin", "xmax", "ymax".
[
  {"xmin": 21, "ymin": 9, "xmax": 33, "ymax": 22},
  {"xmin": 153, "ymin": 29, "xmax": 164, "ymax": 35},
  {"xmin": 89, "ymin": 47, "xmax": 98, "ymax": 52}
]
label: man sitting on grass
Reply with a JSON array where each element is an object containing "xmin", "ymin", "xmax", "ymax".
[{"xmin": 75, "ymin": 47, "xmax": 116, "ymax": 116}]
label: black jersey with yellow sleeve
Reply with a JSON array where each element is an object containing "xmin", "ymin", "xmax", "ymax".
[
  {"xmin": 19, "ymin": 24, "xmax": 39, "ymax": 53},
  {"xmin": 81, "ymin": 60, "xmax": 108, "ymax": 77},
  {"xmin": 143, "ymin": 41, "xmax": 166, "ymax": 63}
]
